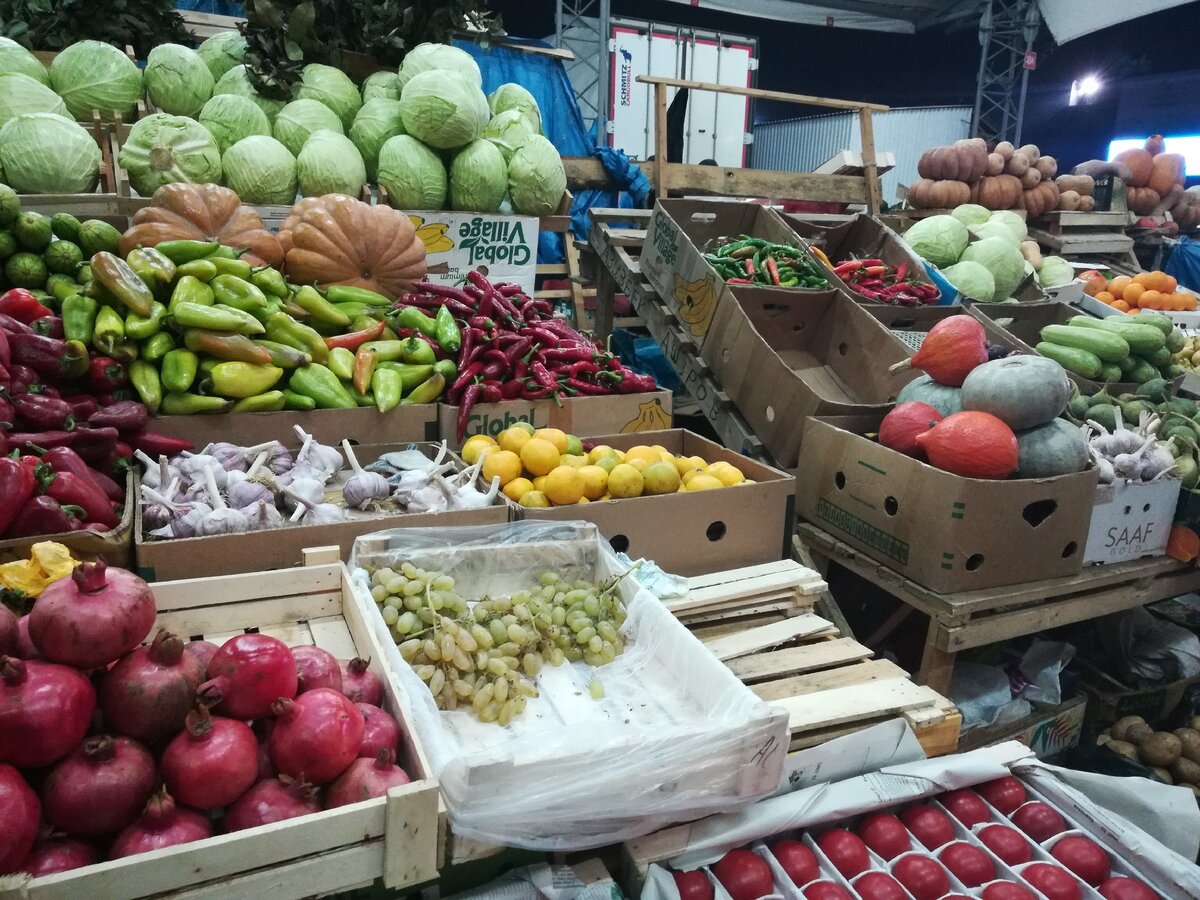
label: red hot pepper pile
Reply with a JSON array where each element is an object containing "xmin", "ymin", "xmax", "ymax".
[
  {"xmin": 831, "ymin": 259, "xmax": 940, "ymax": 306},
  {"xmin": 0, "ymin": 289, "xmax": 193, "ymax": 537},
  {"xmin": 391, "ymin": 273, "xmax": 659, "ymax": 443}
]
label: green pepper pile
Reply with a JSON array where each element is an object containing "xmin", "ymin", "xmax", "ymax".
[
  {"xmin": 703, "ymin": 235, "xmax": 830, "ymax": 289},
  {"xmin": 69, "ymin": 240, "xmax": 453, "ymax": 416}
]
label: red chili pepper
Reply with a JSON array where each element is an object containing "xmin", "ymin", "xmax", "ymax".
[
  {"xmin": 479, "ymin": 383, "xmax": 502, "ymax": 403},
  {"xmin": 14, "ymin": 394, "xmax": 74, "ymax": 431},
  {"xmin": 614, "ymin": 371, "xmax": 658, "ymax": 394},
  {"xmin": 726, "ymin": 277, "xmax": 752, "ymax": 284},
  {"xmin": 0, "ymin": 455, "xmax": 37, "ymax": 534},
  {"xmin": 324, "ymin": 320, "xmax": 386, "ymax": 351},
  {"xmin": 410, "ymin": 282, "xmax": 476, "ymax": 316},
  {"xmin": 45, "ymin": 470, "xmax": 118, "ymax": 527},
  {"xmin": 568, "ymin": 360, "xmax": 603, "ymax": 379},
  {"xmin": 743, "ymin": 258, "xmax": 755, "ymax": 277},
  {"xmin": 858, "ymin": 259, "xmax": 884, "ymax": 268},
  {"xmin": 521, "ymin": 382, "xmax": 553, "ymax": 400},
  {"xmin": 562, "ymin": 377, "xmax": 609, "ymax": 396},
  {"xmin": 467, "ymin": 316, "xmax": 495, "ymax": 332},
  {"xmin": 449, "ymin": 360, "xmax": 485, "ymax": 403},
  {"xmin": 60, "ymin": 395, "xmax": 98, "ymax": 422},
  {"xmin": 0, "ymin": 289, "xmax": 52, "ymax": 324},
  {"xmin": 456, "ymin": 382, "xmax": 484, "ymax": 444},
  {"xmin": 128, "ymin": 431, "xmax": 194, "ymax": 456},
  {"xmin": 765, "ymin": 257, "xmax": 781, "ymax": 286},
  {"xmin": 7, "ymin": 496, "xmax": 83, "ymax": 537},
  {"xmin": 541, "ymin": 346, "xmax": 599, "ymax": 364},
  {"xmin": 500, "ymin": 379, "xmax": 524, "ymax": 400},
  {"xmin": 88, "ymin": 401, "xmax": 148, "ymax": 431},
  {"xmin": 530, "ymin": 361, "xmax": 556, "ymax": 391},
  {"xmin": 894, "ymin": 262, "xmax": 908, "ymax": 282},
  {"xmin": 495, "ymin": 283, "xmax": 523, "ymax": 297},
  {"xmin": 857, "ymin": 288, "xmax": 881, "ymax": 299},
  {"xmin": 865, "ymin": 265, "xmax": 888, "ymax": 276},
  {"xmin": 833, "ymin": 260, "xmax": 864, "ymax": 275}
]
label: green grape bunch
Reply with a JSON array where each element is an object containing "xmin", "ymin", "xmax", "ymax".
[{"xmin": 366, "ymin": 564, "xmax": 631, "ymax": 726}]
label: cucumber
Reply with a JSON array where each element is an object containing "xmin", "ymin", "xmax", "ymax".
[
  {"xmin": 1040, "ymin": 324, "xmax": 1130, "ymax": 361},
  {"xmin": 1133, "ymin": 313, "xmax": 1173, "ymax": 336},
  {"xmin": 1127, "ymin": 357, "xmax": 1160, "ymax": 384},
  {"xmin": 1167, "ymin": 329, "xmax": 1187, "ymax": 353},
  {"xmin": 1035, "ymin": 341, "xmax": 1102, "ymax": 379},
  {"xmin": 1100, "ymin": 363, "xmax": 1123, "ymax": 382},
  {"xmin": 1066, "ymin": 315, "xmax": 1166, "ymax": 354},
  {"xmin": 1141, "ymin": 346, "xmax": 1173, "ymax": 367}
]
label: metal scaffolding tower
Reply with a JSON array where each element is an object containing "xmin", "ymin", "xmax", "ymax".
[
  {"xmin": 970, "ymin": 0, "xmax": 1041, "ymax": 145},
  {"xmin": 556, "ymin": 0, "xmax": 611, "ymax": 141}
]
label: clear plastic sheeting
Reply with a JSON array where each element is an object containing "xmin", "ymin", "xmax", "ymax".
[{"xmin": 349, "ymin": 521, "xmax": 788, "ymax": 850}]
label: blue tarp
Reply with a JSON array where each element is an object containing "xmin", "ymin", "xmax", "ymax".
[
  {"xmin": 176, "ymin": 1, "xmax": 243, "ymax": 13},
  {"xmin": 1165, "ymin": 237, "xmax": 1200, "ymax": 294}
]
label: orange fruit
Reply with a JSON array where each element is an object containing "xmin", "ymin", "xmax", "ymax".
[
  {"xmin": 1083, "ymin": 275, "xmax": 1108, "ymax": 297},
  {"xmin": 532, "ymin": 428, "xmax": 568, "ymax": 453},
  {"xmin": 1111, "ymin": 299, "xmax": 1131, "ymax": 312},
  {"xmin": 1109, "ymin": 275, "xmax": 1132, "ymax": 298},
  {"xmin": 543, "ymin": 466, "xmax": 585, "ymax": 505},
  {"xmin": 1095, "ymin": 291, "xmax": 1115, "ymax": 305},
  {"xmin": 1160, "ymin": 273, "xmax": 1178, "ymax": 293},
  {"xmin": 1133, "ymin": 272, "xmax": 1155, "ymax": 289},
  {"xmin": 502, "ymin": 477, "xmax": 534, "ymax": 502},
  {"xmin": 1122, "ymin": 283, "xmax": 1145, "ymax": 305},
  {"xmin": 1139, "ymin": 290, "xmax": 1163, "ymax": 310},
  {"xmin": 1185, "ymin": 293, "xmax": 1198, "ymax": 311},
  {"xmin": 481, "ymin": 450, "xmax": 522, "ymax": 486},
  {"xmin": 520, "ymin": 438, "xmax": 561, "ymax": 476}
]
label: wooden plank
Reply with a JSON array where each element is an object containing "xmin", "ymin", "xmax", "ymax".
[
  {"xmin": 687, "ymin": 560, "xmax": 804, "ymax": 590},
  {"xmin": 753, "ymin": 658, "xmax": 910, "ymax": 702},
  {"xmin": 726, "ymin": 636, "xmax": 873, "ymax": 682},
  {"xmin": 858, "ymin": 108, "xmax": 882, "ymax": 216},
  {"xmin": 653, "ymin": 82, "xmax": 668, "ymax": 200},
  {"xmin": 592, "ymin": 207, "xmax": 652, "ymax": 222},
  {"xmin": 668, "ymin": 569, "xmax": 813, "ymax": 614},
  {"xmin": 680, "ymin": 598, "xmax": 809, "ymax": 626},
  {"xmin": 635, "ymin": 75, "xmax": 889, "ymax": 113},
  {"xmin": 775, "ymin": 678, "xmax": 946, "ymax": 733},
  {"xmin": 702, "ymin": 614, "xmax": 834, "ymax": 661},
  {"xmin": 662, "ymin": 164, "xmax": 870, "ymax": 204}
]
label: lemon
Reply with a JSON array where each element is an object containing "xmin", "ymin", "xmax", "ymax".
[
  {"xmin": 588, "ymin": 445, "xmax": 616, "ymax": 465},
  {"xmin": 577, "ymin": 496, "xmax": 590, "ymax": 503},
  {"xmin": 682, "ymin": 468, "xmax": 708, "ymax": 485},
  {"xmin": 579, "ymin": 465, "xmax": 609, "ymax": 500},
  {"xmin": 687, "ymin": 455, "xmax": 708, "ymax": 471},
  {"xmin": 707, "ymin": 461, "xmax": 746, "ymax": 486},
  {"xmin": 461, "ymin": 434, "xmax": 498, "ymax": 465},
  {"xmin": 558, "ymin": 453, "xmax": 586, "ymax": 469},
  {"xmin": 503, "ymin": 477, "xmax": 534, "ymax": 502},
  {"xmin": 520, "ymin": 438, "xmax": 560, "ymax": 476},
  {"xmin": 627, "ymin": 457, "xmax": 650, "ymax": 472},
  {"xmin": 498, "ymin": 427, "xmax": 532, "ymax": 454},
  {"xmin": 658, "ymin": 450, "xmax": 675, "ymax": 464},
  {"xmin": 519, "ymin": 490, "xmax": 550, "ymax": 508},
  {"xmin": 674, "ymin": 455, "xmax": 703, "ymax": 478},
  {"xmin": 642, "ymin": 461, "xmax": 682, "ymax": 495},
  {"xmin": 686, "ymin": 474, "xmax": 724, "ymax": 491},
  {"xmin": 533, "ymin": 428, "xmax": 568, "ymax": 453},
  {"xmin": 612, "ymin": 449, "xmax": 626, "ymax": 462},
  {"xmin": 511, "ymin": 421, "xmax": 536, "ymax": 435},
  {"xmin": 544, "ymin": 466, "xmax": 585, "ymax": 505},
  {"xmin": 607, "ymin": 463, "xmax": 644, "ymax": 498},
  {"xmin": 532, "ymin": 475, "xmax": 548, "ymax": 492},
  {"xmin": 651, "ymin": 444, "xmax": 670, "ymax": 456},
  {"xmin": 482, "ymin": 450, "xmax": 522, "ymax": 486},
  {"xmin": 564, "ymin": 434, "xmax": 584, "ymax": 456},
  {"xmin": 623, "ymin": 445, "xmax": 660, "ymax": 467},
  {"xmin": 594, "ymin": 455, "xmax": 618, "ymax": 474}
]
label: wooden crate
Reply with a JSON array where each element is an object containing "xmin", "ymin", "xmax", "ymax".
[
  {"xmin": 0, "ymin": 548, "xmax": 440, "ymax": 900},
  {"xmin": 1030, "ymin": 210, "xmax": 1133, "ymax": 256}
]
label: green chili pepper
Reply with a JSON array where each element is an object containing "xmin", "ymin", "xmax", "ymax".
[
  {"xmin": 182, "ymin": 330, "xmax": 273, "ymax": 365},
  {"xmin": 125, "ymin": 300, "xmax": 166, "ymax": 341},
  {"xmin": 209, "ymin": 256, "xmax": 253, "ymax": 279},
  {"xmin": 401, "ymin": 373, "xmax": 445, "ymax": 405},
  {"xmin": 249, "ymin": 266, "xmax": 288, "ymax": 299},
  {"xmin": 371, "ymin": 368, "xmax": 403, "ymax": 412},
  {"xmin": 213, "ymin": 304, "xmax": 269, "ymax": 334},
  {"xmin": 377, "ymin": 362, "xmax": 435, "ymax": 393},
  {"xmin": 232, "ymin": 390, "xmax": 287, "ymax": 413},
  {"xmin": 211, "ymin": 274, "xmax": 270, "ymax": 316},
  {"xmin": 331, "ymin": 302, "xmax": 383, "ymax": 322},
  {"xmin": 93, "ymin": 305, "xmax": 125, "ymax": 355},
  {"xmin": 433, "ymin": 305, "xmax": 461, "ymax": 353},
  {"xmin": 433, "ymin": 359, "xmax": 457, "ymax": 383},
  {"xmin": 90, "ymin": 252, "xmax": 155, "ymax": 317},
  {"xmin": 401, "ymin": 337, "xmax": 436, "ymax": 366},
  {"xmin": 264, "ymin": 312, "xmax": 329, "ymax": 364},
  {"xmin": 324, "ymin": 284, "xmax": 392, "ymax": 307},
  {"xmin": 169, "ymin": 275, "xmax": 215, "ymax": 311},
  {"xmin": 155, "ymin": 240, "xmax": 221, "ymax": 264},
  {"xmin": 161, "ymin": 349, "xmax": 200, "ymax": 393},
  {"xmin": 127, "ymin": 247, "xmax": 176, "ymax": 286},
  {"xmin": 141, "ymin": 331, "xmax": 176, "ymax": 362},
  {"xmin": 253, "ymin": 339, "xmax": 311, "ymax": 369},
  {"xmin": 172, "ymin": 302, "xmax": 262, "ymax": 334},
  {"xmin": 328, "ymin": 346, "xmax": 355, "ymax": 382},
  {"xmin": 392, "ymin": 306, "xmax": 438, "ymax": 337},
  {"xmin": 283, "ymin": 389, "xmax": 317, "ymax": 411},
  {"xmin": 209, "ymin": 362, "xmax": 284, "ymax": 399},
  {"xmin": 45, "ymin": 275, "xmax": 79, "ymax": 305},
  {"xmin": 62, "ymin": 293, "xmax": 98, "ymax": 344},
  {"xmin": 349, "ymin": 386, "xmax": 375, "ymax": 408},
  {"xmin": 161, "ymin": 392, "xmax": 234, "ymax": 415},
  {"xmin": 288, "ymin": 363, "xmax": 358, "ymax": 409},
  {"xmin": 174, "ymin": 259, "xmax": 218, "ymax": 282},
  {"xmin": 204, "ymin": 245, "xmax": 241, "ymax": 261},
  {"xmin": 290, "ymin": 285, "xmax": 351, "ymax": 328},
  {"xmin": 128, "ymin": 360, "xmax": 162, "ymax": 414}
]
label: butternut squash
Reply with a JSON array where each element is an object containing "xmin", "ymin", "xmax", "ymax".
[
  {"xmin": 1078, "ymin": 194, "xmax": 1096, "ymax": 212},
  {"xmin": 1017, "ymin": 144, "xmax": 1041, "ymax": 162},
  {"xmin": 1020, "ymin": 167, "xmax": 1042, "ymax": 189},
  {"xmin": 994, "ymin": 140, "xmax": 1015, "ymax": 160},
  {"xmin": 1056, "ymin": 174, "xmax": 1094, "ymax": 196},
  {"xmin": 1035, "ymin": 156, "xmax": 1058, "ymax": 179},
  {"xmin": 986, "ymin": 152, "xmax": 1004, "ymax": 176},
  {"xmin": 1058, "ymin": 190, "xmax": 1081, "ymax": 211},
  {"xmin": 1005, "ymin": 154, "xmax": 1030, "ymax": 177}
]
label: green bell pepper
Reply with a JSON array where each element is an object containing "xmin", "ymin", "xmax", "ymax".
[
  {"xmin": 289, "ymin": 363, "xmax": 358, "ymax": 409},
  {"xmin": 250, "ymin": 266, "xmax": 288, "ymax": 299},
  {"xmin": 154, "ymin": 239, "xmax": 220, "ymax": 264},
  {"xmin": 128, "ymin": 360, "xmax": 162, "ymax": 414},
  {"xmin": 90, "ymin": 252, "xmax": 155, "ymax": 317},
  {"xmin": 209, "ymin": 256, "xmax": 253, "ymax": 279},
  {"xmin": 212, "ymin": 304, "xmax": 268, "ymax": 334},
  {"xmin": 325, "ymin": 284, "xmax": 392, "ymax": 307},
  {"xmin": 62, "ymin": 293, "xmax": 98, "ymax": 344},
  {"xmin": 169, "ymin": 275, "xmax": 215, "ymax": 311},
  {"xmin": 93, "ymin": 305, "xmax": 126, "ymax": 356},
  {"xmin": 211, "ymin": 274, "xmax": 270, "ymax": 316},
  {"xmin": 161, "ymin": 349, "xmax": 199, "ymax": 394},
  {"xmin": 175, "ymin": 259, "xmax": 219, "ymax": 282},
  {"xmin": 126, "ymin": 247, "xmax": 176, "ymax": 286},
  {"xmin": 232, "ymin": 390, "xmax": 287, "ymax": 413},
  {"xmin": 253, "ymin": 339, "xmax": 311, "ymax": 369},
  {"xmin": 392, "ymin": 306, "xmax": 438, "ymax": 337},
  {"xmin": 283, "ymin": 389, "xmax": 317, "ymax": 411},
  {"xmin": 183, "ymin": 329, "xmax": 273, "ymax": 365},
  {"xmin": 125, "ymin": 300, "xmax": 166, "ymax": 341},
  {"xmin": 172, "ymin": 302, "xmax": 262, "ymax": 334},
  {"xmin": 377, "ymin": 362, "xmax": 435, "ymax": 393},
  {"xmin": 141, "ymin": 331, "xmax": 176, "ymax": 362},
  {"xmin": 209, "ymin": 362, "xmax": 284, "ymax": 399},
  {"xmin": 433, "ymin": 358, "xmax": 457, "ymax": 383},
  {"xmin": 371, "ymin": 368, "xmax": 403, "ymax": 412},
  {"xmin": 401, "ymin": 373, "xmax": 445, "ymax": 405}
]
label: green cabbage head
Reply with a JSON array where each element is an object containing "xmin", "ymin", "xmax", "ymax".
[
  {"xmin": 960, "ymin": 235, "xmax": 1026, "ymax": 301},
  {"xmin": 0, "ymin": 73, "xmax": 67, "ymax": 128},
  {"xmin": 902, "ymin": 215, "xmax": 968, "ymax": 269},
  {"xmin": 450, "ymin": 139, "xmax": 507, "ymax": 213},
  {"xmin": 361, "ymin": 71, "xmax": 401, "ymax": 103},
  {"xmin": 0, "ymin": 37, "xmax": 49, "ymax": 85},
  {"xmin": 377, "ymin": 134, "xmax": 446, "ymax": 210},
  {"xmin": 484, "ymin": 109, "xmax": 536, "ymax": 162},
  {"xmin": 199, "ymin": 94, "xmax": 271, "ymax": 154},
  {"xmin": 49, "ymin": 40, "xmax": 142, "ymax": 120},
  {"xmin": 988, "ymin": 209, "xmax": 1028, "ymax": 242},
  {"xmin": 950, "ymin": 203, "xmax": 990, "ymax": 228},
  {"xmin": 295, "ymin": 64, "xmax": 362, "ymax": 129},
  {"xmin": 971, "ymin": 219, "xmax": 1021, "ymax": 247},
  {"xmin": 349, "ymin": 99, "xmax": 405, "ymax": 181},
  {"xmin": 196, "ymin": 32, "xmax": 246, "ymax": 82},
  {"xmin": 145, "ymin": 44, "xmax": 214, "ymax": 118},
  {"xmin": 0, "ymin": 113, "xmax": 100, "ymax": 193},
  {"xmin": 399, "ymin": 71, "xmax": 489, "ymax": 150},
  {"xmin": 1038, "ymin": 256, "xmax": 1076, "ymax": 288},
  {"xmin": 213, "ymin": 65, "xmax": 286, "ymax": 122},
  {"xmin": 940, "ymin": 261, "xmax": 996, "ymax": 302},
  {"xmin": 274, "ymin": 99, "xmax": 343, "ymax": 156},
  {"xmin": 508, "ymin": 135, "xmax": 566, "ymax": 216},
  {"xmin": 398, "ymin": 42, "xmax": 481, "ymax": 89},
  {"xmin": 223, "ymin": 135, "xmax": 296, "ymax": 205},
  {"xmin": 119, "ymin": 113, "xmax": 222, "ymax": 196},
  {"xmin": 296, "ymin": 131, "xmax": 365, "ymax": 197},
  {"xmin": 488, "ymin": 83, "xmax": 541, "ymax": 132}
]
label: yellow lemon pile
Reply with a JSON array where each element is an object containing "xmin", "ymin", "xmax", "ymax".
[{"xmin": 461, "ymin": 427, "xmax": 752, "ymax": 507}]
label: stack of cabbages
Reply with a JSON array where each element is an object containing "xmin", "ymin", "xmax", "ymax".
[{"xmin": 0, "ymin": 35, "xmax": 566, "ymax": 216}]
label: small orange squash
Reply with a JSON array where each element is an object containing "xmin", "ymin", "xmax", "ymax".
[
  {"xmin": 1145, "ymin": 135, "xmax": 1165, "ymax": 157},
  {"xmin": 1126, "ymin": 186, "xmax": 1161, "ymax": 216},
  {"xmin": 1148, "ymin": 153, "xmax": 1186, "ymax": 196},
  {"xmin": 888, "ymin": 315, "xmax": 987, "ymax": 387},
  {"xmin": 879, "ymin": 402, "xmax": 943, "ymax": 459},
  {"xmin": 914, "ymin": 411, "xmax": 1018, "ymax": 479},
  {"xmin": 1115, "ymin": 148, "xmax": 1154, "ymax": 187},
  {"xmin": 1166, "ymin": 525, "xmax": 1200, "ymax": 563}
]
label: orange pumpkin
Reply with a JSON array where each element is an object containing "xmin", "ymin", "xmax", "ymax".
[
  {"xmin": 120, "ymin": 183, "xmax": 284, "ymax": 267},
  {"xmin": 907, "ymin": 179, "xmax": 971, "ymax": 209},
  {"xmin": 1145, "ymin": 135, "xmax": 1166, "ymax": 157},
  {"xmin": 914, "ymin": 411, "xmax": 1018, "ymax": 479},
  {"xmin": 1114, "ymin": 148, "xmax": 1154, "ymax": 187},
  {"xmin": 970, "ymin": 174, "xmax": 1023, "ymax": 210},
  {"xmin": 1126, "ymin": 186, "xmax": 1162, "ymax": 216},
  {"xmin": 280, "ymin": 194, "xmax": 426, "ymax": 299},
  {"xmin": 879, "ymin": 402, "xmax": 943, "ymax": 459},
  {"xmin": 889, "ymin": 315, "xmax": 988, "ymax": 387},
  {"xmin": 1148, "ymin": 153, "xmax": 1186, "ymax": 196}
]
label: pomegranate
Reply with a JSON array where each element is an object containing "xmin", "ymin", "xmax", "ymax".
[
  {"xmin": 111, "ymin": 789, "xmax": 213, "ymax": 858},
  {"xmin": 892, "ymin": 854, "xmax": 950, "ymax": 900},
  {"xmin": 857, "ymin": 812, "xmax": 911, "ymax": 860},
  {"xmin": 42, "ymin": 735, "xmax": 157, "ymax": 836},
  {"xmin": 16, "ymin": 615, "xmax": 42, "ymax": 659},
  {"xmin": 900, "ymin": 804, "xmax": 955, "ymax": 850},
  {"xmin": 804, "ymin": 883, "xmax": 852, "ymax": 900},
  {"xmin": 939, "ymin": 788, "xmax": 991, "ymax": 827},
  {"xmin": 224, "ymin": 775, "xmax": 321, "ymax": 831},
  {"xmin": 853, "ymin": 871, "xmax": 907, "ymax": 900},
  {"xmin": 161, "ymin": 707, "xmax": 258, "ymax": 810},
  {"xmin": 770, "ymin": 838, "xmax": 818, "ymax": 887},
  {"xmin": 183, "ymin": 640, "xmax": 219, "ymax": 674},
  {"xmin": 270, "ymin": 688, "xmax": 364, "ymax": 785},
  {"xmin": 1050, "ymin": 835, "xmax": 1110, "ymax": 886},
  {"xmin": 0, "ymin": 656, "xmax": 96, "ymax": 768},
  {"xmin": 938, "ymin": 842, "xmax": 995, "ymax": 887},
  {"xmin": 358, "ymin": 703, "xmax": 401, "ymax": 758},
  {"xmin": 817, "ymin": 828, "xmax": 869, "ymax": 878},
  {"xmin": 100, "ymin": 630, "xmax": 204, "ymax": 745},
  {"xmin": 0, "ymin": 604, "xmax": 16, "ymax": 655},
  {"xmin": 19, "ymin": 836, "xmax": 97, "ymax": 875},
  {"xmin": 879, "ymin": 402, "xmax": 943, "ymax": 459},
  {"xmin": 327, "ymin": 749, "xmax": 411, "ymax": 807},
  {"xmin": 977, "ymin": 824, "xmax": 1031, "ymax": 865},
  {"xmin": 339, "ymin": 657, "xmax": 383, "ymax": 705},
  {"xmin": 293, "ymin": 645, "xmax": 342, "ymax": 694},
  {"xmin": 28, "ymin": 561, "xmax": 155, "ymax": 670},
  {"xmin": 201, "ymin": 633, "xmax": 297, "ymax": 720},
  {"xmin": 0, "ymin": 763, "xmax": 39, "ymax": 874}
]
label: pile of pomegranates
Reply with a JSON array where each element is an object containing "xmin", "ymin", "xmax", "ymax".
[{"xmin": 0, "ymin": 560, "xmax": 411, "ymax": 878}]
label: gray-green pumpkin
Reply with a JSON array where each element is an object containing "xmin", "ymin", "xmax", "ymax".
[
  {"xmin": 896, "ymin": 374, "xmax": 962, "ymax": 418},
  {"xmin": 960, "ymin": 355, "xmax": 1070, "ymax": 431},
  {"xmin": 1015, "ymin": 418, "xmax": 1089, "ymax": 478}
]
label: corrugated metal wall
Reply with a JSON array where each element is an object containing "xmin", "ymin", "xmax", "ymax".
[{"xmin": 752, "ymin": 106, "xmax": 972, "ymax": 205}]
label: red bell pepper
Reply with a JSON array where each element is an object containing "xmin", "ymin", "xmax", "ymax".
[
  {"xmin": 88, "ymin": 468, "xmax": 125, "ymax": 502},
  {"xmin": 87, "ymin": 401, "xmax": 148, "ymax": 432},
  {"xmin": 8, "ymin": 364, "xmax": 40, "ymax": 396},
  {"xmin": 6, "ymin": 496, "xmax": 83, "ymax": 537},
  {"xmin": 46, "ymin": 470, "xmax": 118, "ymax": 527},
  {"xmin": 0, "ymin": 327, "xmax": 9, "ymax": 369},
  {"xmin": 41, "ymin": 446, "xmax": 112, "ymax": 495},
  {"xmin": 0, "ymin": 289, "xmax": 52, "ymax": 324},
  {"xmin": 87, "ymin": 356, "xmax": 128, "ymax": 392},
  {"xmin": 14, "ymin": 394, "xmax": 75, "ymax": 431},
  {"xmin": 68, "ymin": 426, "xmax": 119, "ymax": 465},
  {"xmin": 456, "ymin": 382, "xmax": 483, "ymax": 444},
  {"xmin": 8, "ymin": 333, "xmax": 88, "ymax": 381},
  {"xmin": 30, "ymin": 317, "xmax": 63, "ymax": 338},
  {"xmin": 62, "ymin": 395, "xmax": 98, "ymax": 423},
  {"xmin": 128, "ymin": 431, "xmax": 194, "ymax": 456},
  {"xmin": 6, "ymin": 431, "xmax": 77, "ymax": 452},
  {"xmin": 0, "ymin": 455, "xmax": 38, "ymax": 534}
]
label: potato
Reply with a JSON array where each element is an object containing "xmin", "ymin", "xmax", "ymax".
[
  {"xmin": 1126, "ymin": 721, "xmax": 1154, "ymax": 744},
  {"xmin": 1139, "ymin": 732, "xmax": 1183, "ymax": 767},
  {"xmin": 1175, "ymin": 728, "xmax": 1200, "ymax": 764},
  {"xmin": 1170, "ymin": 757, "xmax": 1200, "ymax": 785},
  {"xmin": 1112, "ymin": 716, "xmax": 1145, "ymax": 741},
  {"xmin": 1152, "ymin": 766, "xmax": 1174, "ymax": 784},
  {"xmin": 1106, "ymin": 739, "xmax": 1140, "ymax": 762}
]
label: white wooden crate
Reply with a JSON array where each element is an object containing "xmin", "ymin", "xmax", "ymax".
[{"xmin": 0, "ymin": 548, "xmax": 440, "ymax": 900}]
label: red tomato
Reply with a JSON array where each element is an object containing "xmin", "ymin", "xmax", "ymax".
[
  {"xmin": 713, "ymin": 850, "xmax": 774, "ymax": 900},
  {"xmin": 940, "ymin": 789, "xmax": 992, "ymax": 827},
  {"xmin": 852, "ymin": 871, "xmax": 907, "ymax": 900},
  {"xmin": 977, "ymin": 776, "xmax": 1028, "ymax": 814},
  {"xmin": 857, "ymin": 813, "xmax": 911, "ymax": 860},
  {"xmin": 938, "ymin": 842, "xmax": 996, "ymax": 887},
  {"xmin": 803, "ymin": 882, "xmax": 853, "ymax": 900},
  {"xmin": 770, "ymin": 839, "xmax": 819, "ymax": 887},
  {"xmin": 1010, "ymin": 802, "xmax": 1067, "ymax": 842},
  {"xmin": 1022, "ymin": 862, "xmax": 1083, "ymax": 900},
  {"xmin": 900, "ymin": 804, "xmax": 956, "ymax": 850},
  {"xmin": 1098, "ymin": 876, "xmax": 1160, "ymax": 900},
  {"xmin": 892, "ymin": 855, "xmax": 951, "ymax": 900},
  {"xmin": 817, "ymin": 828, "xmax": 870, "ymax": 879},
  {"xmin": 673, "ymin": 870, "xmax": 714, "ymax": 900},
  {"xmin": 977, "ymin": 824, "xmax": 1032, "ymax": 865},
  {"xmin": 982, "ymin": 885, "xmax": 1037, "ymax": 900},
  {"xmin": 1050, "ymin": 835, "xmax": 1111, "ymax": 886}
]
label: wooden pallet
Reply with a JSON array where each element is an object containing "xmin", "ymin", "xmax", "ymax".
[
  {"xmin": 1030, "ymin": 211, "xmax": 1133, "ymax": 256},
  {"xmin": 671, "ymin": 560, "xmax": 960, "ymax": 758}
]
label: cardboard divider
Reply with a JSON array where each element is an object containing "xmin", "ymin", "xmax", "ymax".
[
  {"xmin": 795, "ymin": 414, "xmax": 1098, "ymax": 593},
  {"xmin": 516, "ymin": 429, "xmax": 795, "ymax": 576},
  {"xmin": 146, "ymin": 404, "xmax": 439, "ymax": 449},
  {"xmin": 702, "ymin": 287, "xmax": 915, "ymax": 467}
]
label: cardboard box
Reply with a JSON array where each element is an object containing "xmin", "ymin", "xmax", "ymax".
[
  {"xmin": 1077, "ymin": 656, "xmax": 1200, "ymax": 726},
  {"xmin": 147, "ymin": 404, "xmax": 439, "ymax": 449},
  {"xmin": 438, "ymin": 390, "xmax": 672, "ymax": 447},
  {"xmin": 640, "ymin": 199, "xmax": 819, "ymax": 342},
  {"xmin": 517, "ymin": 429, "xmax": 795, "ymax": 576},
  {"xmin": 1083, "ymin": 477, "xmax": 1182, "ymax": 565},
  {"xmin": 864, "ymin": 304, "xmax": 964, "ymax": 353},
  {"xmin": 408, "ymin": 209, "xmax": 538, "ymax": 294},
  {"xmin": 957, "ymin": 695, "xmax": 1087, "ymax": 758},
  {"xmin": 0, "ymin": 473, "xmax": 135, "ymax": 568},
  {"xmin": 795, "ymin": 415, "xmax": 1099, "ymax": 593},
  {"xmin": 134, "ymin": 443, "xmax": 508, "ymax": 581},
  {"xmin": 702, "ymin": 287, "xmax": 915, "ymax": 466}
]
